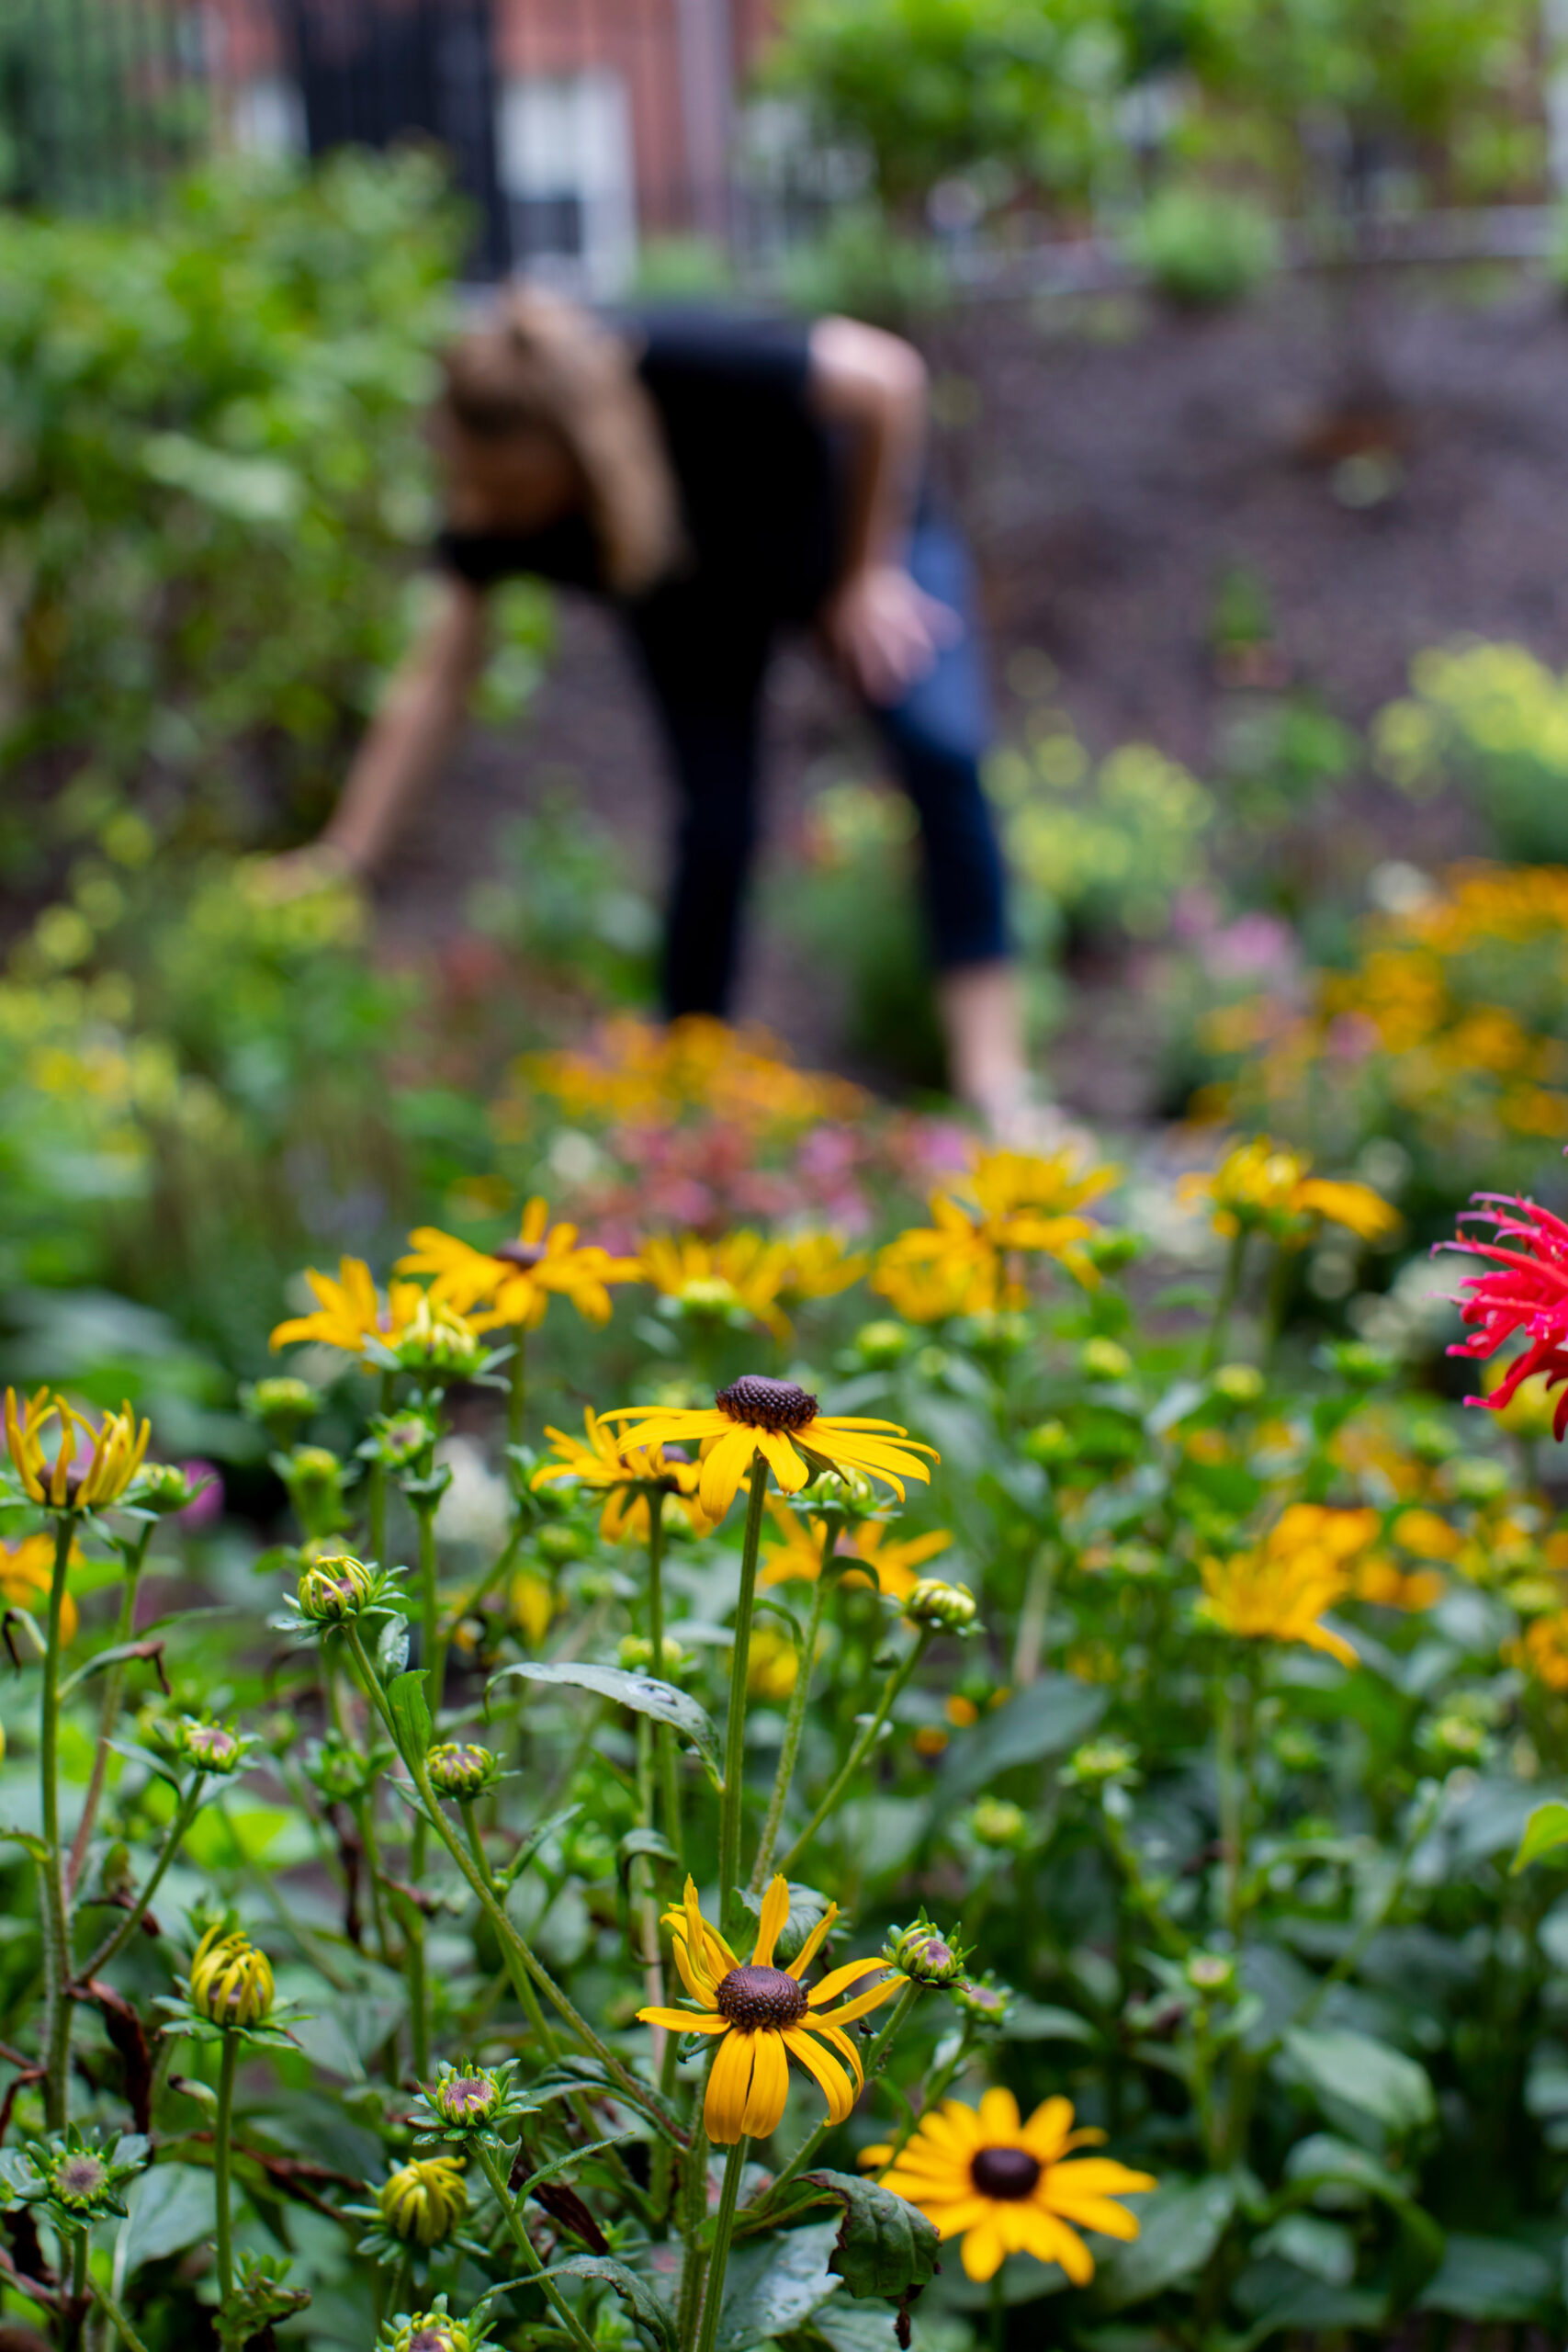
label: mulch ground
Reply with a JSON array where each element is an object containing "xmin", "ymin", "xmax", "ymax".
[{"xmin": 377, "ymin": 270, "xmax": 1568, "ymax": 1115}]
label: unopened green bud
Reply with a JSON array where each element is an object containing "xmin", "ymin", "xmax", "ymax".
[
  {"xmin": 1184, "ymin": 1951, "xmax": 1237, "ymax": 1997},
  {"xmin": 799, "ymin": 1465, "xmax": 876, "ymax": 1512},
  {"xmin": 1084, "ymin": 1230, "xmax": 1141, "ymax": 1273},
  {"xmin": 536, "ymin": 1523, "xmax": 589, "ymax": 1566},
  {"xmin": 1021, "ymin": 1419, "xmax": 1076, "ymax": 1467},
  {"xmin": 854, "ymin": 1320, "xmax": 911, "ymax": 1369},
  {"xmin": 242, "ymin": 1376, "xmax": 317, "ymax": 1437},
  {"xmin": 905, "ymin": 1578, "xmax": 978, "ymax": 1633},
  {"xmin": 1063, "ymin": 1736, "xmax": 1139, "ymax": 1788},
  {"xmin": 617, "ymin": 1634, "xmax": 686, "ymax": 1674},
  {"xmin": 137, "ymin": 1463, "xmax": 203, "ymax": 1516},
  {"xmin": 296, "ymin": 1553, "xmax": 376, "ymax": 1624},
  {"xmin": 1080, "ymin": 1338, "xmax": 1133, "ymax": 1385},
  {"xmin": 970, "ymin": 1797, "xmax": 1027, "ymax": 1850},
  {"xmin": 431, "ymin": 2069, "xmax": 502, "ymax": 2128},
  {"xmin": 189, "ymin": 1928, "xmax": 275, "ymax": 2027},
  {"xmin": 886, "ymin": 1921, "xmax": 964, "ymax": 1986},
  {"xmin": 176, "ymin": 1719, "xmax": 243, "ymax": 1776},
  {"xmin": 426, "ymin": 1742, "xmax": 501, "ymax": 1801},
  {"xmin": 282, "ymin": 1445, "xmax": 346, "ymax": 1539},
  {"xmin": 952, "ymin": 1975, "xmax": 1010, "ymax": 2026},
  {"xmin": 1211, "ymin": 1363, "xmax": 1265, "ymax": 1406}
]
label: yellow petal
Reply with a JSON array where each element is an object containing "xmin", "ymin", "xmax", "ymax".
[
  {"xmin": 705, "ymin": 2028, "xmax": 753, "ymax": 2145},
  {"xmin": 741, "ymin": 2029, "xmax": 791, "ymax": 2138},
  {"xmin": 961, "ymin": 2218, "xmax": 1006, "ymax": 2281},
  {"xmin": 698, "ymin": 1428, "xmax": 757, "ymax": 1522},
  {"xmin": 752, "ymin": 1875, "xmax": 791, "ymax": 1969},
  {"xmin": 637, "ymin": 2007, "xmax": 727, "ymax": 2034},
  {"xmin": 976, "ymin": 2086, "xmax": 1021, "ymax": 2142},
  {"xmin": 807, "ymin": 1956, "xmax": 893, "ymax": 2008},
  {"xmin": 782, "ymin": 2026, "xmax": 855, "ymax": 2123},
  {"xmin": 786, "ymin": 1901, "xmax": 840, "ymax": 1981}
]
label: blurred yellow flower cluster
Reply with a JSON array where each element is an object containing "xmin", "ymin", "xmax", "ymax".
[
  {"xmin": 515, "ymin": 1014, "xmax": 867, "ymax": 1136},
  {"xmin": 1200, "ymin": 1503, "xmax": 1445, "ymax": 1668},
  {"xmin": 1179, "ymin": 1137, "xmax": 1398, "ymax": 1248},
  {"xmin": 874, "ymin": 1147, "xmax": 1120, "ymax": 1320}
]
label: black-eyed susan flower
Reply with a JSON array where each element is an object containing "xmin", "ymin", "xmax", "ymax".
[
  {"xmin": 761, "ymin": 1504, "xmax": 953, "ymax": 1602},
  {"xmin": 778, "ymin": 1231, "xmax": 870, "ymax": 1306},
  {"xmin": 378, "ymin": 2294, "xmax": 502, "ymax": 2352},
  {"xmin": 637, "ymin": 1232, "xmax": 792, "ymax": 1340},
  {"xmin": 530, "ymin": 1408, "xmax": 711, "ymax": 1540},
  {"xmin": 863, "ymin": 2088, "xmax": 1154, "ymax": 2283},
  {"xmin": 1198, "ymin": 1532, "xmax": 1357, "ymax": 1667},
  {"xmin": 874, "ymin": 1146, "xmax": 1120, "ymax": 1320},
  {"xmin": 400, "ymin": 1198, "xmax": 638, "ymax": 1332},
  {"xmin": 6, "ymin": 1390, "xmax": 151, "ymax": 1512},
  {"xmin": 188, "ymin": 1927, "xmax": 276, "ymax": 2028},
  {"xmin": 378, "ymin": 2157, "xmax": 468, "ymax": 2248},
  {"xmin": 1178, "ymin": 1136, "xmax": 1399, "ymax": 1249},
  {"xmin": 603, "ymin": 1376, "xmax": 935, "ymax": 1525},
  {"xmin": 0, "ymin": 1532, "xmax": 82, "ymax": 1642},
  {"xmin": 269, "ymin": 1259, "xmax": 426, "ymax": 1360},
  {"xmin": 638, "ymin": 1875, "xmax": 902, "ymax": 2144}
]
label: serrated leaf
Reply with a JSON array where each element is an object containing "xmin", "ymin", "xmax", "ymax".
[
  {"xmin": 1093, "ymin": 2176, "xmax": 1232, "ymax": 2311},
  {"xmin": 799, "ymin": 2170, "xmax": 940, "ymax": 2301},
  {"xmin": 544, "ymin": 2255, "xmax": 674, "ymax": 2348},
  {"xmin": 491, "ymin": 1662, "xmax": 722, "ymax": 1786},
  {"xmin": 387, "ymin": 1669, "xmax": 432, "ymax": 1760},
  {"xmin": 716, "ymin": 2221, "xmax": 842, "ymax": 2348},
  {"xmin": 1511, "ymin": 1802, "xmax": 1568, "ymax": 1873}
]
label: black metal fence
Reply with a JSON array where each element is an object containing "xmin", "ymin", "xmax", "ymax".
[{"xmin": 0, "ymin": 0, "xmax": 209, "ymax": 214}]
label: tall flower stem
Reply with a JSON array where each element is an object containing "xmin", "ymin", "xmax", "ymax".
[
  {"xmin": 367, "ymin": 1372, "xmax": 394, "ymax": 1566},
  {"xmin": 1202, "ymin": 1232, "xmax": 1248, "ymax": 1373},
  {"xmin": 750, "ymin": 1519, "xmax": 840, "ymax": 1894},
  {"xmin": 476, "ymin": 2142, "xmax": 598, "ymax": 2352},
  {"xmin": 675, "ymin": 2103, "xmax": 713, "ymax": 2335},
  {"xmin": 414, "ymin": 1499, "xmax": 446, "ymax": 1715},
  {"xmin": 693, "ymin": 2136, "xmax": 749, "ymax": 2352},
  {"xmin": 90, "ymin": 2282, "xmax": 155, "ymax": 2352},
  {"xmin": 645, "ymin": 1491, "xmax": 683, "ymax": 1872},
  {"xmin": 1216, "ymin": 1666, "xmax": 1257, "ymax": 1944},
  {"xmin": 67, "ymin": 1523, "xmax": 152, "ymax": 1899},
  {"xmin": 507, "ymin": 1327, "xmax": 527, "ymax": 1451},
  {"xmin": 717, "ymin": 1459, "xmax": 769, "ymax": 1934},
  {"xmin": 214, "ymin": 2031, "xmax": 238, "ymax": 2307},
  {"xmin": 778, "ymin": 1630, "xmax": 932, "ymax": 1880},
  {"xmin": 39, "ymin": 1511, "xmax": 77, "ymax": 2129},
  {"xmin": 79, "ymin": 1779, "xmax": 205, "ymax": 1981},
  {"xmin": 463, "ymin": 1809, "xmax": 558, "ymax": 2057}
]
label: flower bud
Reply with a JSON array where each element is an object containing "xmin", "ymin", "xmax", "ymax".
[
  {"xmin": 951, "ymin": 1975, "xmax": 1010, "ymax": 2026},
  {"xmin": 389, "ymin": 2312, "xmax": 482, "ymax": 2352},
  {"xmin": 1408, "ymin": 1417, "xmax": 1459, "ymax": 1465},
  {"xmin": 536, "ymin": 1523, "xmax": 589, "ymax": 1566},
  {"xmin": 1211, "ymin": 1363, "xmax": 1265, "ymax": 1407},
  {"xmin": 281, "ymin": 1446, "xmax": 347, "ymax": 1540},
  {"xmin": 176, "ymin": 1720, "xmax": 243, "ymax": 1776},
  {"xmin": 137, "ymin": 1462, "xmax": 205, "ymax": 1516},
  {"xmin": 1184, "ymin": 1951, "xmax": 1237, "ymax": 1997},
  {"xmin": 426, "ymin": 1742, "xmax": 501, "ymax": 1802},
  {"xmin": 49, "ymin": 2147, "xmax": 110, "ymax": 2211},
  {"xmin": 380, "ymin": 2157, "xmax": 467, "ymax": 2247},
  {"xmin": 296, "ymin": 1553, "xmax": 377, "ymax": 1624},
  {"xmin": 431, "ymin": 2070, "xmax": 502, "ymax": 2129},
  {"xmin": 189, "ymin": 1928, "xmax": 275, "ymax": 2028},
  {"xmin": 905, "ymin": 1578, "xmax": 978, "ymax": 1633},
  {"xmin": 886, "ymin": 1921, "xmax": 964, "ymax": 1986},
  {"xmin": 1021, "ymin": 1419, "xmax": 1076, "ymax": 1467},
  {"xmin": 1080, "ymin": 1338, "xmax": 1134, "ymax": 1385},
  {"xmin": 370, "ymin": 1412, "xmax": 440, "ymax": 1470},
  {"xmin": 1084, "ymin": 1230, "xmax": 1141, "ymax": 1273},
  {"xmin": 970, "ymin": 1797, "xmax": 1027, "ymax": 1850},
  {"xmin": 241, "ymin": 1376, "xmax": 317, "ymax": 1439},
  {"xmin": 617, "ymin": 1634, "xmax": 685, "ymax": 1675},
  {"xmin": 854, "ymin": 1319, "xmax": 911, "ymax": 1369},
  {"xmin": 1062, "ymin": 1736, "xmax": 1139, "ymax": 1788},
  {"xmin": 799, "ymin": 1466, "xmax": 876, "ymax": 1513}
]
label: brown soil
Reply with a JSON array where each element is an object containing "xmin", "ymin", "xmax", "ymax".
[{"xmin": 377, "ymin": 271, "xmax": 1568, "ymax": 1114}]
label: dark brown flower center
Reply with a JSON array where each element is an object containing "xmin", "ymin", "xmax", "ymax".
[
  {"xmin": 716, "ymin": 1376, "xmax": 818, "ymax": 1433},
  {"xmin": 492, "ymin": 1240, "xmax": 547, "ymax": 1271},
  {"xmin": 715, "ymin": 1964, "xmax": 810, "ymax": 2029},
  {"xmin": 971, "ymin": 2145, "xmax": 1042, "ymax": 2200}
]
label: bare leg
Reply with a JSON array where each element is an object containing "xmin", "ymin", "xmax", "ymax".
[{"xmin": 936, "ymin": 960, "xmax": 1032, "ymax": 1133}]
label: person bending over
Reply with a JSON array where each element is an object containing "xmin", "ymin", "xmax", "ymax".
[{"xmin": 299, "ymin": 288, "xmax": 1035, "ymax": 1131}]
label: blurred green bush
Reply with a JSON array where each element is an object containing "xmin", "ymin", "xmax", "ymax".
[
  {"xmin": 1374, "ymin": 642, "xmax": 1568, "ymax": 867},
  {"xmin": 1123, "ymin": 183, "xmax": 1280, "ymax": 308}
]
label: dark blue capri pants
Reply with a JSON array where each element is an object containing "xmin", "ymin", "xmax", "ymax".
[{"xmin": 627, "ymin": 513, "xmax": 1010, "ymax": 1020}]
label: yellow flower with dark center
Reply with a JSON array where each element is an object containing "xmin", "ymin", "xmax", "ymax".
[
  {"xmin": 863, "ymin": 2088, "xmax": 1154, "ymax": 2283},
  {"xmin": 1511, "ymin": 1611, "xmax": 1568, "ymax": 1690},
  {"xmin": 875, "ymin": 1146, "xmax": 1119, "ymax": 1316},
  {"xmin": 1178, "ymin": 1137, "xmax": 1399, "ymax": 1249},
  {"xmin": 760, "ymin": 1503, "xmax": 953, "ymax": 1602},
  {"xmin": 400, "ymin": 1198, "xmax": 639, "ymax": 1332},
  {"xmin": 637, "ymin": 1233, "xmax": 792, "ymax": 1340},
  {"xmin": 6, "ymin": 1389, "xmax": 151, "ymax": 1511},
  {"xmin": 603, "ymin": 1376, "xmax": 936, "ymax": 1524},
  {"xmin": 779, "ymin": 1231, "xmax": 870, "ymax": 1306},
  {"xmin": 0, "ymin": 1533, "xmax": 82, "ymax": 1642},
  {"xmin": 188, "ymin": 1926, "xmax": 275, "ymax": 2027},
  {"xmin": 1199, "ymin": 1510, "xmax": 1362, "ymax": 1668},
  {"xmin": 269, "ymin": 1258, "xmax": 426, "ymax": 1359},
  {"xmin": 638, "ymin": 1874, "xmax": 902, "ymax": 2143},
  {"xmin": 531, "ymin": 1408, "xmax": 712, "ymax": 1541},
  {"xmin": 380, "ymin": 2156, "xmax": 468, "ymax": 2247}
]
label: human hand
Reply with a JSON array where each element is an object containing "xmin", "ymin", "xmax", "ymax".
[{"xmin": 821, "ymin": 562, "xmax": 963, "ymax": 707}]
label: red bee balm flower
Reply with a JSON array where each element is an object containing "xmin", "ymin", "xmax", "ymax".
[{"xmin": 1440, "ymin": 1193, "xmax": 1568, "ymax": 1438}]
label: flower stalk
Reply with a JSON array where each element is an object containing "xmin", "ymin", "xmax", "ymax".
[
  {"xmin": 39, "ymin": 1511, "xmax": 77, "ymax": 2129},
  {"xmin": 716, "ymin": 1456, "xmax": 769, "ymax": 1931},
  {"xmin": 750, "ymin": 1515, "xmax": 840, "ymax": 1892},
  {"xmin": 778, "ymin": 1626, "xmax": 933, "ymax": 1879},
  {"xmin": 693, "ymin": 2135, "xmax": 749, "ymax": 2352}
]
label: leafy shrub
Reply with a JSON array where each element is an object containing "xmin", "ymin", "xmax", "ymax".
[
  {"xmin": 1374, "ymin": 640, "xmax": 1568, "ymax": 866},
  {"xmin": 777, "ymin": 203, "xmax": 951, "ymax": 326},
  {"xmin": 1123, "ymin": 182, "xmax": 1281, "ymax": 308},
  {"xmin": 988, "ymin": 723, "xmax": 1215, "ymax": 940}
]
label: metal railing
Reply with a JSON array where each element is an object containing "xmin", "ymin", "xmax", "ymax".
[{"xmin": 0, "ymin": 0, "xmax": 209, "ymax": 214}]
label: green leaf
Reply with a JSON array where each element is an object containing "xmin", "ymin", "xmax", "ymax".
[
  {"xmin": 1093, "ymin": 2176, "xmax": 1233, "ymax": 2312},
  {"xmin": 1280, "ymin": 2028, "xmax": 1435, "ymax": 2141},
  {"xmin": 0, "ymin": 1826, "xmax": 50, "ymax": 1865},
  {"xmin": 543, "ymin": 2255, "xmax": 674, "ymax": 2348},
  {"xmin": 813, "ymin": 2305, "xmax": 911, "ymax": 2351},
  {"xmin": 999, "ymin": 1999, "xmax": 1099, "ymax": 2044},
  {"xmin": 387, "ymin": 1668, "xmax": 432, "ymax": 1760},
  {"xmin": 716, "ymin": 2221, "xmax": 843, "ymax": 2348},
  {"xmin": 935, "ymin": 1675, "xmax": 1108, "ymax": 1804},
  {"xmin": 1418, "ymin": 2234, "xmax": 1555, "ymax": 2322},
  {"xmin": 799, "ymin": 2171, "xmax": 940, "ymax": 2301},
  {"xmin": 1511, "ymin": 1801, "xmax": 1568, "ymax": 1873},
  {"xmin": 115, "ymin": 2164, "xmax": 215, "ymax": 2286},
  {"xmin": 521, "ymin": 2134, "xmax": 634, "ymax": 2196},
  {"xmin": 618, "ymin": 1828, "xmax": 677, "ymax": 1892},
  {"xmin": 491, "ymin": 1662, "xmax": 722, "ymax": 1787}
]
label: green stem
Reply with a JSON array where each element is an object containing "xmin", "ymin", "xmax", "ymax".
[
  {"xmin": 89, "ymin": 2282, "xmax": 156, "ymax": 2352},
  {"xmin": 1216, "ymin": 1667, "xmax": 1256, "ymax": 1944},
  {"xmin": 675, "ymin": 2102, "xmax": 713, "ymax": 2341},
  {"xmin": 368, "ymin": 1372, "xmax": 394, "ymax": 1565},
  {"xmin": 646, "ymin": 1491, "xmax": 683, "ymax": 1873},
  {"xmin": 989, "ymin": 2270, "xmax": 1006, "ymax": 2352},
  {"xmin": 507, "ymin": 1326, "xmax": 527, "ymax": 1452},
  {"xmin": 1202, "ymin": 1230, "xmax": 1248, "ymax": 1374},
  {"xmin": 1260, "ymin": 1242, "xmax": 1295, "ymax": 1374},
  {"xmin": 415, "ymin": 1501, "xmax": 445, "ymax": 1717},
  {"xmin": 778, "ymin": 1630, "xmax": 932, "ymax": 1881},
  {"xmin": 693, "ymin": 2137, "xmax": 749, "ymax": 2352},
  {"xmin": 717, "ymin": 1459, "xmax": 769, "ymax": 1935},
  {"xmin": 476, "ymin": 2142, "xmax": 598, "ymax": 2352},
  {"xmin": 39, "ymin": 1512, "xmax": 77, "ymax": 2129},
  {"xmin": 748, "ymin": 1981, "xmax": 922, "ymax": 2220},
  {"xmin": 214, "ymin": 2032, "xmax": 238, "ymax": 2306},
  {"xmin": 81, "ymin": 1779, "xmax": 206, "ymax": 1981},
  {"xmin": 750, "ymin": 1522, "xmax": 839, "ymax": 1894},
  {"xmin": 67, "ymin": 1525, "xmax": 152, "ymax": 1899},
  {"xmin": 343, "ymin": 1624, "xmax": 677, "ymax": 2132},
  {"xmin": 463, "ymin": 1808, "xmax": 558, "ymax": 2057}
]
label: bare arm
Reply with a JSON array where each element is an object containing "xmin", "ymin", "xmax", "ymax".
[
  {"xmin": 808, "ymin": 316, "xmax": 958, "ymax": 705},
  {"xmin": 316, "ymin": 574, "xmax": 489, "ymax": 877}
]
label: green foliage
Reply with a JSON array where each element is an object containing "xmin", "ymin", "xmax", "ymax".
[
  {"xmin": 1123, "ymin": 183, "xmax": 1281, "ymax": 308},
  {"xmin": 988, "ymin": 725, "xmax": 1215, "ymax": 942},
  {"xmin": 765, "ymin": 0, "xmax": 1125, "ymax": 209},
  {"xmin": 1374, "ymin": 641, "xmax": 1568, "ymax": 867},
  {"xmin": 779, "ymin": 204, "xmax": 952, "ymax": 327}
]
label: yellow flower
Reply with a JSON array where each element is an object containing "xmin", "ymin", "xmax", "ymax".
[
  {"xmin": 0, "ymin": 1533, "xmax": 82, "ymax": 1642},
  {"xmin": 1199, "ymin": 1509, "xmax": 1363, "ymax": 1667},
  {"xmin": 508, "ymin": 1569, "xmax": 554, "ymax": 1647},
  {"xmin": 1512, "ymin": 1611, "xmax": 1568, "ymax": 1690},
  {"xmin": 379, "ymin": 2156, "xmax": 468, "ymax": 2247},
  {"xmin": 874, "ymin": 1146, "xmax": 1119, "ymax": 1317},
  {"xmin": 760, "ymin": 1504, "xmax": 953, "ymax": 1602},
  {"xmin": 269, "ymin": 1258, "xmax": 426, "ymax": 1358},
  {"xmin": 188, "ymin": 1927, "xmax": 275, "ymax": 2027},
  {"xmin": 779, "ymin": 1231, "xmax": 870, "ymax": 1306},
  {"xmin": 530, "ymin": 1408, "xmax": 711, "ymax": 1541},
  {"xmin": 638, "ymin": 1874, "xmax": 901, "ymax": 2144},
  {"xmin": 1178, "ymin": 1137, "xmax": 1399, "ymax": 1249},
  {"xmin": 400, "ymin": 1198, "xmax": 639, "ymax": 1332},
  {"xmin": 863, "ymin": 2088, "xmax": 1155, "ymax": 2284},
  {"xmin": 5, "ymin": 1390, "xmax": 151, "ymax": 1511},
  {"xmin": 603, "ymin": 1375, "xmax": 936, "ymax": 1524},
  {"xmin": 637, "ymin": 1233, "xmax": 791, "ymax": 1340},
  {"xmin": 746, "ymin": 1624, "xmax": 802, "ymax": 1702}
]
